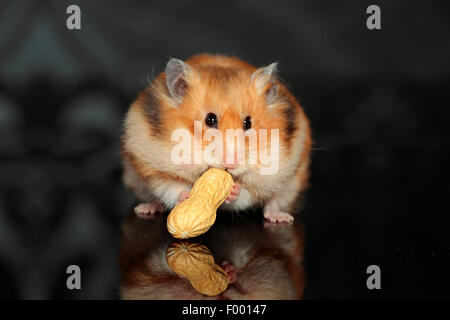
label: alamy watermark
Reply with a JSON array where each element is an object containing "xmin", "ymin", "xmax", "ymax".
[
  {"xmin": 66, "ymin": 5, "xmax": 81, "ymax": 30},
  {"xmin": 366, "ymin": 265, "xmax": 381, "ymax": 290},
  {"xmin": 66, "ymin": 265, "xmax": 81, "ymax": 290},
  {"xmin": 366, "ymin": 5, "xmax": 381, "ymax": 30},
  {"xmin": 171, "ymin": 121, "xmax": 280, "ymax": 175}
]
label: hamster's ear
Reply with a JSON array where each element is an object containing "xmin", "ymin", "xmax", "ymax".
[
  {"xmin": 251, "ymin": 62, "xmax": 279, "ymax": 106},
  {"xmin": 165, "ymin": 58, "xmax": 193, "ymax": 104}
]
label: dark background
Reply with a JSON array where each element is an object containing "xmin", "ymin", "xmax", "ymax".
[{"xmin": 0, "ymin": 0, "xmax": 449, "ymax": 299}]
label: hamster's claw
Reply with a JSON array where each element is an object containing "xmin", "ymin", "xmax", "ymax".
[
  {"xmin": 263, "ymin": 211, "xmax": 294, "ymax": 224},
  {"xmin": 225, "ymin": 183, "xmax": 240, "ymax": 204},
  {"xmin": 134, "ymin": 201, "xmax": 163, "ymax": 219}
]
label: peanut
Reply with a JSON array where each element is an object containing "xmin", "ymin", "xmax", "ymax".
[
  {"xmin": 166, "ymin": 242, "xmax": 229, "ymax": 296},
  {"xmin": 167, "ymin": 168, "xmax": 233, "ymax": 239}
]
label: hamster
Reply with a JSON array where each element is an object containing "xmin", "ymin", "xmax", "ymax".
[{"xmin": 121, "ymin": 53, "xmax": 311, "ymax": 223}]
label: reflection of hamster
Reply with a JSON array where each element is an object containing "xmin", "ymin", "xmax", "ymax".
[
  {"xmin": 119, "ymin": 214, "xmax": 305, "ymax": 300},
  {"xmin": 121, "ymin": 54, "xmax": 311, "ymax": 222}
]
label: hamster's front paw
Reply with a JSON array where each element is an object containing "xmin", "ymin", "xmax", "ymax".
[
  {"xmin": 263, "ymin": 210, "xmax": 294, "ymax": 224},
  {"xmin": 225, "ymin": 183, "xmax": 240, "ymax": 204},
  {"xmin": 221, "ymin": 260, "xmax": 237, "ymax": 284},
  {"xmin": 176, "ymin": 191, "xmax": 190, "ymax": 205},
  {"xmin": 134, "ymin": 200, "xmax": 164, "ymax": 218}
]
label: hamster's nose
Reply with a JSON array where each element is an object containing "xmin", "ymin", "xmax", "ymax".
[
  {"xmin": 223, "ymin": 162, "xmax": 238, "ymax": 169},
  {"xmin": 222, "ymin": 152, "xmax": 238, "ymax": 169},
  {"xmin": 222, "ymin": 135, "xmax": 244, "ymax": 169}
]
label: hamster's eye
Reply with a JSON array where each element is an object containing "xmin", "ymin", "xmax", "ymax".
[
  {"xmin": 243, "ymin": 116, "xmax": 252, "ymax": 130},
  {"xmin": 205, "ymin": 113, "xmax": 218, "ymax": 128}
]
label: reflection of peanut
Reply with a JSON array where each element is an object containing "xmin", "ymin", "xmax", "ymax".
[
  {"xmin": 166, "ymin": 242, "xmax": 229, "ymax": 296},
  {"xmin": 167, "ymin": 168, "xmax": 233, "ymax": 239}
]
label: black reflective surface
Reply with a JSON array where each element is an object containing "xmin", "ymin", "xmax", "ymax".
[{"xmin": 119, "ymin": 211, "xmax": 305, "ymax": 299}]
